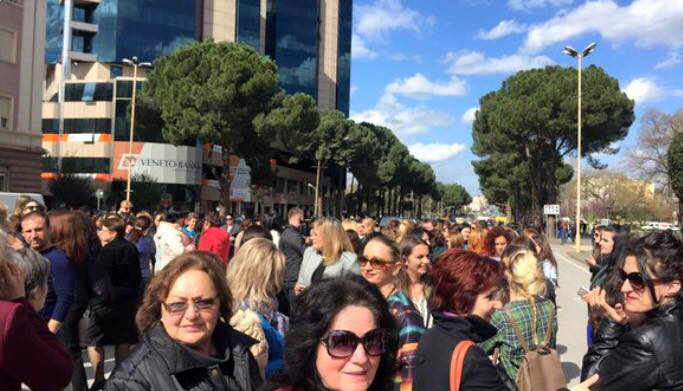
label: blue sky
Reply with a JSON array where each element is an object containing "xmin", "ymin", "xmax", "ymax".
[{"xmin": 348, "ymin": 0, "xmax": 683, "ymax": 197}]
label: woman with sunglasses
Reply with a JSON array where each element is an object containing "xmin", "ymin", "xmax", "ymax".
[
  {"xmin": 265, "ymin": 275, "xmax": 397, "ymax": 391},
  {"xmin": 580, "ymin": 231, "xmax": 683, "ymax": 390},
  {"xmin": 104, "ymin": 252, "xmax": 261, "ymax": 390}
]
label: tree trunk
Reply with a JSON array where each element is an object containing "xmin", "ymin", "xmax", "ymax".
[
  {"xmin": 679, "ymin": 199, "xmax": 683, "ymax": 238},
  {"xmin": 220, "ymin": 148, "xmax": 233, "ymax": 208},
  {"xmin": 315, "ymin": 159, "xmax": 323, "ymax": 218}
]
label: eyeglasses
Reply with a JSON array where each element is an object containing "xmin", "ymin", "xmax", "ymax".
[
  {"xmin": 162, "ymin": 297, "xmax": 218, "ymax": 315},
  {"xmin": 321, "ymin": 329, "xmax": 386, "ymax": 358},
  {"xmin": 620, "ymin": 270, "xmax": 647, "ymax": 291},
  {"xmin": 358, "ymin": 255, "xmax": 395, "ymax": 269}
]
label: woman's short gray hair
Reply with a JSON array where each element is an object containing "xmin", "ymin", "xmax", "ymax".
[{"xmin": 7, "ymin": 248, "xmax": 50, "ymax": 299}]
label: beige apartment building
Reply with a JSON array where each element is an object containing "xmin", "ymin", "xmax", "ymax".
[
  {"xmin": 42, "ymin": 0, "xmax": 351, "ymax": 215},
  {"xmin": 0, "ymin": 0, "xmax": 45, "ymax": 193}
]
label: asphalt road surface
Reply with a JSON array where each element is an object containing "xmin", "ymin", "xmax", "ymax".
[{"xmin": 551, "ymin": 241, "xmax": 593, "ymax": 387}]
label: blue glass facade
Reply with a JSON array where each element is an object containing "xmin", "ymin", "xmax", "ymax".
[
  {"xmin": 336, "ymin": 0, "xmax": 352, "ymax": 116},
  {"xmin": 268, "ymin": 0, "xmax": 320, "ymax": 99},
  {"xmin": 237, "ymin": 0, "xmax": 261, "ymax": 50},
  {"xmin": 45, "ymin": 0, "xmax": 197, "ymax": 64}
]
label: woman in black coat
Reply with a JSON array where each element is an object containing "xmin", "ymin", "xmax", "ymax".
[
  {"xmin": 87, "ymin": 213, "xmax": 142, "ymax": 390},
  {"xmin": 104, "ymin": 253, "xmax": 261, "ymax": 391},
  {"xmin": 413, "ymin": 250, "xmax": 509, "ymax": 391},
  {"xmin": 581, "ymin": 231, "xmax": 683, "ymax": 391}
]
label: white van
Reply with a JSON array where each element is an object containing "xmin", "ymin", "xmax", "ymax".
[{"xmin": 0, "ymin": 192, "xmax": 45, "ymax": 213}]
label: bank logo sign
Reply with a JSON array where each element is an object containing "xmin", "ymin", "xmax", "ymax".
[{"xmin": 114, "ymin": 142, "xmax": 202, "ymax": 185}]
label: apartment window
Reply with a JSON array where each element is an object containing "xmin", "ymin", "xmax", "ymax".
[
  {"xmin": 0, "ymin": 96, "xmax": 11, "ymax": 130},
  {"xmin": 110, "ymin": 65, "xmax": 123, "ymax": 78},
  {"xmin": 0, "ymin": 27, "xmax": 17, "ymax": 63},
  {"xmin": 42, "ymin": 157, "xmax": 111, "ymax": 173},
  {"xmin": 0, "ymin": 168, "xmax": 7, "ymax": 191}
]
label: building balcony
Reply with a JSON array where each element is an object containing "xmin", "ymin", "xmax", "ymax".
[
  {"xmin": 69, "ymin": 51, "xmax": 97, "ymax": 62},
  {"xmin": 70, "ymin": 20, "xmax": 98, "ymax": 34}
]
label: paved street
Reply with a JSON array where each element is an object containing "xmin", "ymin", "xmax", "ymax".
[{"xmin": 551, "ymin": 241, "xmax": 592, "ymax": 386}]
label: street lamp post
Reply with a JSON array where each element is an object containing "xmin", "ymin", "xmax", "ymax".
[
  {"xmin": 563, "ymin": 42, "xmax": 597, "ymax": 254},
  {"xmin": 121, "ymin": 56, "xmax": 151, "ymax": 203},
  {"xmin": 307, "ymin": 183, "xmax": 318, "ymax": 217}
]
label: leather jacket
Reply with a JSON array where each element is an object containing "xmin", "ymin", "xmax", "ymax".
[
  {"xmin": 581, "ymin": 301, "xmax": 683, "ymax": 391},
  {"xmin": 104, "ymin": 321, "xmax": 262, "ymax": 391}
]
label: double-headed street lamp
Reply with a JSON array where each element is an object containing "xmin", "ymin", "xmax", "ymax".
[
  {"xmin": 121, "ymin": 56, "xmax": 151, "ymax": 203},
  {"xmin": 563, "ymin": 42, "xmax": 597, "ymax": 253}
]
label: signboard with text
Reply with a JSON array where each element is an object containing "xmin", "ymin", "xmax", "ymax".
[
  {"xmin": 113, "ymin": 142, "xmax": 202, "ymax": 185},
  {"xmin": 543, "ymin": 204, "xmax": 560, "ymax": 215}
]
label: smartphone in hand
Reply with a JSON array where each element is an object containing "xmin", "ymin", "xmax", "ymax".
[{"xmin": 577, "ymin": 286, "xmax": 590, "ymax": 297}]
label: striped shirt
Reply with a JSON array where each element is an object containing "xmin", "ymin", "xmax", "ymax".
[{"xmin": 388, "ymin": 291, "xmax": 427, "ymax": 391}]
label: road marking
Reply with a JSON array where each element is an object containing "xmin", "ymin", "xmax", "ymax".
[{"xmin": 555, "ymin": 249, "xmax": 591, "ymax": 276}]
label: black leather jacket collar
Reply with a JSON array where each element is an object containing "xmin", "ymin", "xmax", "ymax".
[
  {"xmin": 146, "ymin": 321, "xmax": 258, "ymax": 375},
  {"xmin": 432, "ymin": 311, "xmax": 498, "ymax": 343}
]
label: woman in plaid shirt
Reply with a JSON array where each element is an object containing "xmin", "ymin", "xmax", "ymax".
[{"xmin": 480, "ymin": 246, "xmax": 557, "ymax": 383}]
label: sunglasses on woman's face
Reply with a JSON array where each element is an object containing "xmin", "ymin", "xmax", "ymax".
[
  {"xmin": 620, "ymin": 270, "xmax": 650, "ymax": 292},
  {"xmin": 358, "ymin": 255, "xmax": 395, "ymax": 269},
  {"xmin": 321, "ymin": 329, "xmax": 386, "ymax": 358}
]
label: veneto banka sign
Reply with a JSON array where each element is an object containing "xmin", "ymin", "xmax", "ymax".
[{"xmin": 113, "ymin": 142, "xmax": 202, "ymax": 185}]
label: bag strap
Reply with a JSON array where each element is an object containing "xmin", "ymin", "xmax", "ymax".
[
  {"xmin": 542, "ymin": 311, "xmax": 554, "ymax": 347},
  {"xmin": 449, "ymin": 340, "xmax": 475, "ymax": 391},
  {"xmin": 503, "ymin": 309, "xmax": 530, "ymax": 353}
]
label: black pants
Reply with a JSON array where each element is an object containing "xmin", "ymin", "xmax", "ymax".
[{"xmin": 60, "ymin": 304, "xmax": 88, "ymax": 391}]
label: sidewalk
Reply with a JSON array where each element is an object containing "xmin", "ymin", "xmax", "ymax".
[{"xmin": 548, "ymin": 237, "xmax": 592, "ymax": 262}]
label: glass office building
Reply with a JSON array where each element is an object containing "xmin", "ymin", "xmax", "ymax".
[{"xmin": 45, "ymin": 0, "xmax": 198, "ymax": 64}]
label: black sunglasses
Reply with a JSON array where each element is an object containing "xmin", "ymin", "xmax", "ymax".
[
  {"xmin": 321, "ymin": 329, "xmax": 386, "ymax": 358},
  {"xmin": 620, "ymin": 270, "xmax": 647, "ymax": 291}
]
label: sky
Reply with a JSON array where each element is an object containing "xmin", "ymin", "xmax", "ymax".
[{"xmin": 348, "ymin": 0, "xmax": 683, "ymax": 197}]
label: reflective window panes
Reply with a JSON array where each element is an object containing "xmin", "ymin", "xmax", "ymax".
[
  {"xmin": 46, "ymin": 0, "xmax": 198, "ymax": 64},
  {"xmin": 237, "ymin": 0, "xmax": 261, "ymax": 50},
  {"xmin": 336, "ymin": 0, "xmax": 352, "ymax": 116},
  {"xmin": 65, "ymin": 83, "xmax": 113, "ymax": 102},
  {"xmin": 110, "ymin": 65, "xmax": 123, "ymax": 78},
  {"xmin": 116, "ymin": 80, "xmax": 145, "ymax": 99},
  {"xmin": 42, "ymin": 157, "xmax": 111, "ymax": 174},
  {"xmin": 270, "ymin": 0, "xmax": 319, "ymax": 98},
  {"xmin": 42, "ymin": 118, "xmax": 112, "ymax": 134}
]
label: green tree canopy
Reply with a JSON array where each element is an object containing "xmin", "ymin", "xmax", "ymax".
[
  {"xmin": 472, "ymin": 65, "xmax": 634, "ymax": 224},
  {"xmin": 143, "ymin": 41, "xmax": 283, "ymax": 201},
  {"xmin": 667, "ymin": 132, "xmax": 683, "ymax": 232},
  {"xmin": 441, "ymin": 183, "xmax": 472, "ymax": 212}
]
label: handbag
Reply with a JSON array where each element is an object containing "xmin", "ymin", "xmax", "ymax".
[{"xmin": 449, "ymin": 340, "xmax": 474, "ymax": 391}]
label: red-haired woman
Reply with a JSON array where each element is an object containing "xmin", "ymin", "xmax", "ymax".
[
  {"xmin": 412, "ymin": 249, "xmax": 507, "ymax": 390},
  {"xmin": 483, "ymin": 226, "xmax": 512, "ymax": 261}
]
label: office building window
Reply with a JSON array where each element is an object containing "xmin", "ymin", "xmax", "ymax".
[
  {"xmin": 42, "ymin": 157, "xmax": 111, "ymax": 173},
  {"xmin": 115, "ymin": 80, "xmax": 144, "ymax": 99},
  {"xmin": 110, "ymin": 65, "xmax": 123, "ymax": 78},
  {"xmin": 0, "ymin": 96, "xmax": 11, "ymax": 130},
  {"xmin": 42, "ymin": 118, "xmax": 112, "ymax": 134},
  {"xmin": 237, "ymin": 0, "xmax": 261, "ymax": 50},
  {"xmin": 65, "ymin": 83, "xmax": 113, "ymax": 101},
  {"xmin": 0, "ymin": 27, "xmax": 16, "ymax": 63}
]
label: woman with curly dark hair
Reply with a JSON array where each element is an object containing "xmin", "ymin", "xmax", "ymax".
[
  {"xmin": 266, "ymin": 274, "xmax": 398, "ymax": 391},
  {"xmin": 482, "ymin": 226, "xmax": 513, "ymax": 261}
]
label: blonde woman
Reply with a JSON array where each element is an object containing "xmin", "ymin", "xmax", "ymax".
[
  {"xmin": 341, "ymin": 218, "xmax": 358, "ymax": 233},
  {"xmin": 397, "ymin": 219, "xmax": 415, "ymax": 243},
  {"xmin": 294, "ymin": 217, "xmax": 359, "ymax": 294},
  {"xmin": 226, "ymin": 238, "xmax": 287, "ymax": 379},
  {"xmin": 480, "ymin": 247, "xmax": 557, "ymax": 384}
]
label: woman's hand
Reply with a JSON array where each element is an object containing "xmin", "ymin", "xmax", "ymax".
[
  {"xmin": 582, "ymin": 288, "xmax": 627, "ymax": 325},
  {"xmin": 571, "ymin": 374, "xmax": 599, "ymax": 391},
  {"xmin": 0, "ymin": 261, "xmax": 26, "ymax": 301},
  {"xmin": 294, "ymin": 283, "xmax": 305, "ymax": 296},
  {"xmin": 585, "ymin": 256, "xmax": 597, "ymax": 268}
]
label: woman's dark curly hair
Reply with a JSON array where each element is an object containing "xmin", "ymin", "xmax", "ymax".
[
  {"xmin": 482, "ymin": 226, "xmax": 513, "ymax": 257},
  {"xmin": 267, "ymin": 275, "xmax": 398, "ymax": 391}
]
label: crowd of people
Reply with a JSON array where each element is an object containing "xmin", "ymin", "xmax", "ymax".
[{"xmin": 0, "ymin": 195, "xmax": 682, "ymax": 391}]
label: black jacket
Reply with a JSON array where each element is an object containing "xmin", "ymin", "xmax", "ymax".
[
  {"xmin": 89, "ymin": 237, "xmax": 141, "ymax": 304},
  {"xmin": 582, "ymin": 301, "xmax": 683, "ymax": 391},
  {"xmin": 413, "ymin": 312, "xmax": 508, "ymax": 391},
  {"xmin": 279, "ymin": 225, "xmax": 305, "ymax": 287},
  {"xmin": 104, "ymin": 322, "xmax": 262, "ymax": 391}
]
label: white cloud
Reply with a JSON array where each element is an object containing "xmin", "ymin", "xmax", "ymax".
[
  {"xmin": 350, "ymin": 93, "xmax": 454, "ymax": 137},
  {"xmin": 508, "ymin": 0, "xmax": 573, "ymax": 10},
  {"xmin": 355, "ymin": 0, "xmax": 427, "ymax": 42},
  {"xmin": 655, "ymin": 51, "xmax": 681, "ymax": 69},
  {"xmin": 476, "ymin": 20, "xmax": 527, "ymax": 40},
  {"xmin": 444, "ymin": 50, "xmax": 554, "ymax": 75},
  {"xmin": 408, "ymin": 142, "xmax": 466, "ymax": 163},
  {"xmin": 623, "ymin": 77, "xmax": 683, "ymax": 105},
  {"xmin": 350, "ymin": 85, "xmax": 359, "ymax": 96},
  {"xmin": 385, "ymin": 73, "xmax": 467, "ymax": 99},
  {"xmin": 352, "ymin": 34, "xmax": 378, "ymax": 59},
  {"xmin": 521, "ymin": 0, "xmax": 683, "ymax": 53},
  {"xmin": 461, "ymin": 107, "xmax": 479, "ymax": 124}
]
